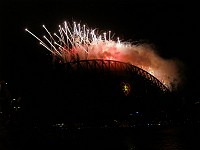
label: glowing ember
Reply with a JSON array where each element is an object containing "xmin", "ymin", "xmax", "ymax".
[{"xmin": 25, "ymin": 21, "xmax": 182, "ymax": 91}]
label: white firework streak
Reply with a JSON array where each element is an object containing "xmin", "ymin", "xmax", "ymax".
[
  {"xmin": 25, "ymin": 21, "xmax": 122, "ymax": 63},
  {"xmin": 25, "ymin": 21, "xmax": 182, "ymax": 91}
]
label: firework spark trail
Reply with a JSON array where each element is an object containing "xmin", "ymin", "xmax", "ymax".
[{"xmin": 25, "ymin": 21, "xmax": 182, "ymax": 91}]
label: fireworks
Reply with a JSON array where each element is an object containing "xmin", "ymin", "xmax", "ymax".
[
  {"xmin": 25, "ymin": 21, "xmax": 182, "ymax": 91},
  {"xmin": 25, "ymin": 21, "xmax": 121, "ymax": 63}
]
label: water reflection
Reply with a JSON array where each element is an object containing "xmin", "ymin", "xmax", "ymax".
[
  {"xmin": 2, "ymin": 126, "xmax": 200, "ymax": 150},
  {"xmin": 118, "ymin": 127, "xmax": 198, "ymax": 150},
  {"xmin": 160, "ymin": 135, "xmax": 185, "ymax": 150}
]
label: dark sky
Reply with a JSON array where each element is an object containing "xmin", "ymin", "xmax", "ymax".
[{"xmin": 0, "ymin": 0, "xmax": 199, "ymax": 98}]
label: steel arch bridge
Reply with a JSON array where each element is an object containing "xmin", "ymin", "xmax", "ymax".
[{"xmin": 62, "ymin": 59, "xmax": 170, "ymax": 93}]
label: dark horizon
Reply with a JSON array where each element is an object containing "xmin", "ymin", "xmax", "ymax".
[{"xmin": 1, "ymin": 2, "xmax": 200, "ymax": 150}]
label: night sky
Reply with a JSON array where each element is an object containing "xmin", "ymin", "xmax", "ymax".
[{"xmin": 1, "ymin": 0, "xmax": 199, "ymax": 99}]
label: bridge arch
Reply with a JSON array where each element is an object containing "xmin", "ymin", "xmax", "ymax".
[{"xmin": 62, "ymin": 59, "xmax": 170, "ymax": 93}]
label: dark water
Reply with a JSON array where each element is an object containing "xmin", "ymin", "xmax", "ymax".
[{"xmin": 1, "ymin": 125, "xmax": 200, "ymax": 150}]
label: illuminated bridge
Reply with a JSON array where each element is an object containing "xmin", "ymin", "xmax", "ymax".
[
  {"xmin": 63, "ymin": 59, "xmax": 169, "ymax": 93},
  {"xmin": 27, "ymin": 59, "xmax": 172, "ymax": 123}
]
